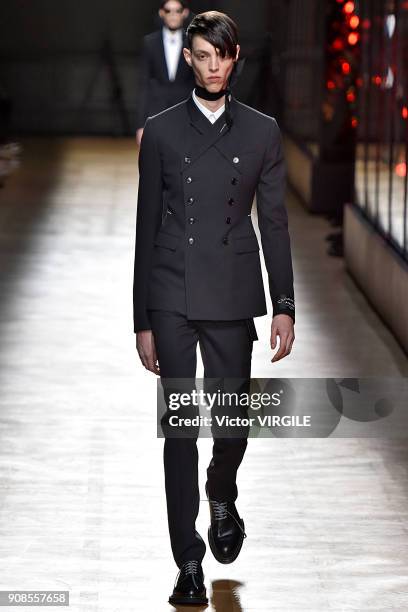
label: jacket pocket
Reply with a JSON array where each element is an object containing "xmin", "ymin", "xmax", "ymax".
[
  {"xmin": 154, "ymin": 230, "xmax": 181, "ymax": 251},
  {"xmin": 232, "ymin": 234, "xmax": 260, "ymax": 253}
]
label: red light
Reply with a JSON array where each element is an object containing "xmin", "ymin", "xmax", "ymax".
[
  {"xmin": 342, "ymin": 61, "xmax": 351, "ymax": 74},
  {"xmin": 356, "ymin": 77, "xmax": 363, "ymax": 87},
  {"xmin": 350, "ymin": 15, "xmax": 360, "ymax": 28},
  {"xmin": 362, "ymin": 18, "xmax": 371, "ymax": 29},
  {"xmin": 344, "ymin": 1, "xmax": 355, "ymax": 14},
  {"xmin": 373, "ymin": 75, "xmax": 382, "ymax": 85},
  {"xmin": 327, "ymin": 80, "xmax": 336, "ymax": 90},
  {"xmin": 395, "ymin": 162, "xmax": 406, "ymax": 177},
  {"xmin": 348, "ymin": 32, "xmax": 360, "ymax": 45},
  {"xmin": 347, "ymin": 90, "xmax": 356, "ymax": 102},
  {"xmin": 333, "ymin": 38, "xmax": 344, "ymax": 51},
  {"xmin": 402, "ymin": 106, "xmax": 408, "ymax": 119},
  {"xmin": 351, "ymin": 117, "xmax": 358, "ymax": 128}
]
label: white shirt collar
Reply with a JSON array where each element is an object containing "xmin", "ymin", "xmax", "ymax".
[
  {"xmin": 192, "ymin": 88, "xmax": 225, "ymax": 123},
  {"xmin": 162, "ymin": 25, "xmax": 182, "ymax": 41}
]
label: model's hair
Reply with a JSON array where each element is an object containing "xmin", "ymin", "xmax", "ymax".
[
  {"xmin": 186, "ymin": 11, "xmax": 239, "ymax": 58},
  {"xmin": 159, "ymin": 0, "xmax": 189, "ymax": 9}
]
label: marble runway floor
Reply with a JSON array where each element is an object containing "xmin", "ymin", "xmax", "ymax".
[{"xmin": 0, "ymin": 138, "xmax": 407, "ymax": 611}]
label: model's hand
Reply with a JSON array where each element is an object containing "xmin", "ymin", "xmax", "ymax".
[
  {"xmin": 270, "ymin": 314, "xmax": 295, "ymax": 363},
  {"xmin": 136, "ymin": 128, "xmax": 144, "ymax": 148},
  {"xmin": 136, "ymin": 330, "xmax": 160, "ymax": 375}
]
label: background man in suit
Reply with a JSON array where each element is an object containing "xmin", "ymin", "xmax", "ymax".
[
  {"xmin": 136, "ymin": 0, "xmax": 195, "ymax": 146},
  {"xmin": 133, "ymin": 10, "xmax": 295, "ymax": 605}
]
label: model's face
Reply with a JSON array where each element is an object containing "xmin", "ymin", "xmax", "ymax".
[
  {"xmin": 159, "ymin": 1, "xmax": 188, "ymax": 31},
  {"xmin": 183, "ymin": 35, "xmax": 240, "ymax": 92}
]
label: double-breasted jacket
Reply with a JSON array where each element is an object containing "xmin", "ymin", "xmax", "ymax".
[{"xmin": 133, "ymin": 91, "xmax": 295, "ymax": 332}]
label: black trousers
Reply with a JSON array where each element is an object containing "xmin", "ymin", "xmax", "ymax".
[{"xmin": 148, "ymin": 309, "xmax": 257, "ymax": 568}]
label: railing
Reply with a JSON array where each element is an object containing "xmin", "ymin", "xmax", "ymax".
[{"xmin": 354, "ymin": 0, "xmax": 408, "ymax": 262}]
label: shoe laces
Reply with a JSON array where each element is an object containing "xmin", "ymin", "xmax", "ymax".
[
  {"xmin": 202, "ymin": 496, "xmax": 247, "ymax": 538},
  {"xmin": 175, "ymin": 559, "xmax": 200, "ymax": 590},
  {"xmin": 209, "ymin": 498, "xmax": 229, "ymax": 520}
]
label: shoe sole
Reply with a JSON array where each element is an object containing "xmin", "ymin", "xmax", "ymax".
[
  {"xmin": 168, "ymin": 593, "xmax": 208, "ymax": 605},
  {"xmin": 207, "ymin": 519, "xmax": 245, "ymax": 564}
]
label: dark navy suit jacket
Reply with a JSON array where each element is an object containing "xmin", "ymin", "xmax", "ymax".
[
  {"xmin": 137, "ymin": 29, "xmax": 195, "ymax": 130},
  {"xmin": 133, "ymin": 91, "xmax": 295, "ymax": 332}
]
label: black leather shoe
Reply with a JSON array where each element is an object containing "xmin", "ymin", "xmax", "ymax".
[
  {"xmin": 205, "ymin": 482, "xmax": 247, "ymax": 564},
  {"xmin": 168, "ymin": 560, "xmax": 208, "ymax": 606}
]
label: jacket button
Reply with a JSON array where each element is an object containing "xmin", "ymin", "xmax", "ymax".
[
  {"xmin": 228, "ymin": 198, "xmax": 235, "ymax": 205},
  {"xmin": 226, "ymin": 217, "xmax": 231, "ymax": 224},
  {"xmin": 231, "ymin": 177, "xmax": 238, "ymax": 185},
  {"xmin": 188, "ymin": 236, "xmax": 194, "ymax": 245},
  {"xmin": 187, "ymin": 197, "xmax": 194, "ymax": 204},
  {"xmin": 184, "ymin": 156, "xmax": 191, "ymax": 163},
  {"xmin": 233, "ymin": 157, "xmax": 239, "ymax": 164},
  {"xmin": 222, "ymin": 236, "xmax": 229, "ymax": 245},
  {"xmin": 186, "ymin": 176, "xmax": 192, "ymax": 183},
  {"xmin": 188, "ymin": 217, "xmax": 195, "ymax": 224}
]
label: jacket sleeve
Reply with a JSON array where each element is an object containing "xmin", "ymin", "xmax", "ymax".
[
  {"xmin": 255, "ymin": 118, "xmax": 295, "ymax": 323},
  {"xmin": 133, "ymin": 118, "xmax": 163, "ymax": 332},
  {"xmin": 136, "ymin": 37, "xmax": 150, "ymax": 130}
]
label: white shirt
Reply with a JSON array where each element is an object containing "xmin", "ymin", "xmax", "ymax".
[
  {"xmin": 162, "ymin": 26, "xmax": 182, "ymax": 81},
  {"xmin": 192, "ymin": 88, "xmax": 225, "ymax": 123}
]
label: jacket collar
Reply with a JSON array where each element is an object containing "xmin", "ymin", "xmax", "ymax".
[
  {"xmin": 180, "ymin": 91, "xmax": 243, "ymax": 174},
  {"xmin": 186, "ymin": 90, "xmax": 237, "ymax": 134}
]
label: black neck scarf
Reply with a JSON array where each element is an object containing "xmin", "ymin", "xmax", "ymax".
[{"xmin": 194, "ymin": 57, "xmax": 246, "ymax": 130}]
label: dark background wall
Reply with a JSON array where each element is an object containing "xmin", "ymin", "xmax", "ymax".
[{"xmin": 0, "ymin": 0, "xmax": 319, "ymax": 137}]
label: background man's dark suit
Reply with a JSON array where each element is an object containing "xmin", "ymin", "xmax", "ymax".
[{"xmin": 136, "ymin": 29, "xmax": 196, "ymax": 130}]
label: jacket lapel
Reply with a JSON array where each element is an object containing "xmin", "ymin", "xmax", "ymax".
[
  {"xmin": 181, "ymin": 93, "xmax": 243, "ymax": 175},
  {"xmin": 173, "ymin": 31, "xmax": 188, "ymax": 81},
  {"xmin": 158, "ymin": 29, "xmax": 170, "ymax": 81}
]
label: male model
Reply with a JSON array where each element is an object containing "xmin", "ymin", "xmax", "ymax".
[
  {"xmin": 136, "ymin": 0, "xmax": 195, "ymax": 146},
  {"xmin": 133, "ymin": 10, "xmax": 295, "ymax": 606}
]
